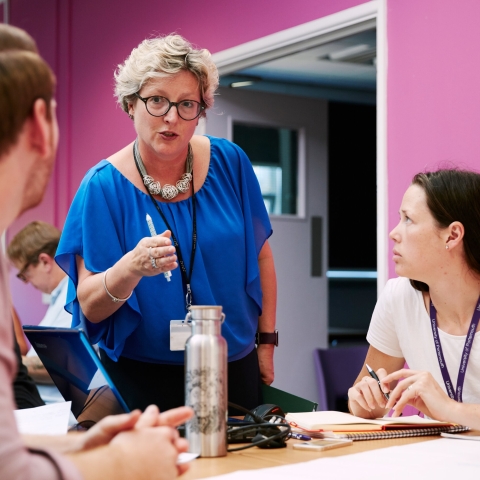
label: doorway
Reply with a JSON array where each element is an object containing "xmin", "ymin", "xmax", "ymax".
[{"xmin": 205, "ymin": 1, "xmax": 386, "ymax": 403}]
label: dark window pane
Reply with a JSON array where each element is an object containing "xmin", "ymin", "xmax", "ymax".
[{"xmin": 234, "ymin": 123, "xmax": 298, "ymax": 215}]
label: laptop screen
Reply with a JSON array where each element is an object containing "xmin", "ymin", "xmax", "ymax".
[{"xmin": 23, "ymin": 327, "xmax": 129, "ymax": 418}]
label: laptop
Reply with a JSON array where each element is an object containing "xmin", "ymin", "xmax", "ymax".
[{"xmin": 23, "ymin": 326, "xmax": 129, "ymax": 420}]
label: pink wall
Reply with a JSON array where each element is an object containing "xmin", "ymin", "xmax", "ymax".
[
  {"xmin": 387, "ymin": 0, "xmax": 480, "ymax": 276},
  {"xmin": 8, "ymin": 0, "xmax": 480, "ymax": 323},
  {"xmin": 7, "ymin": 0, "xmax": 367, "ymax": 323}
]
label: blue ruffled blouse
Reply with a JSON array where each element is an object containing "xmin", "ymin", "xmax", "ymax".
[{"xmin": 56, "ymin": 136, "xmax": 272, "ymax": 364}]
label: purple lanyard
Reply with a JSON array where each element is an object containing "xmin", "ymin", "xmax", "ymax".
[{"xmin": 429, "ymin": 297, "xmax": 480, "ymax": 402}]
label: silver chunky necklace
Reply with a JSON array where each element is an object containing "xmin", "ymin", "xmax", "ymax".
[{"xmin": 133, "ymin": 138, "xmax": 193, "ymax": 201}]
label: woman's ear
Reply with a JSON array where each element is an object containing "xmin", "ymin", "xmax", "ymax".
[
  {"xmin": 127, "ymin": 101, "xmax": 135, "ymax": 118},
  {"xmin": 445, "ymin": 221, "xmax": 464, "ymax": 250}
]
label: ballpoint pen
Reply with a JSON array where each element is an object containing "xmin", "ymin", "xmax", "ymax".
[
  {"xmin": 365, "ymin": 364, "xmax": 390, "ymax": 401},
  {"xmin": 146, "ymin": 213, "xmax": 172, "ymax": 282},
  {"xmin": 290, "ymin": 432, "xmax": 312, "ymax": 441}
]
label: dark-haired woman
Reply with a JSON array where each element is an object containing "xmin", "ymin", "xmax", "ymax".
[{"xmin": 348, "ymin": 168, "xmax": 480, "ymax": 419}]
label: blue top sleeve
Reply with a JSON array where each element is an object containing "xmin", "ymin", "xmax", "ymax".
[{"xmin": 56, "ymin": 136, "xmax": 272, "ymax": 364}]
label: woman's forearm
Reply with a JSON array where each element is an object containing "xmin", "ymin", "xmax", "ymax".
[
  {"xmin": 257, "ymin": 241, "xmax": 277, "ymax": 333},
  {"xmin": 445, "ymin": 401, "xmax": 480, "ymax": 429},
  {"xmin": 76, "ymin": 254, "xmax": 142, "ymax": 323},
  {"xmin": 257, "ymin": 241, "xmax": 277, "ymax": 385}
]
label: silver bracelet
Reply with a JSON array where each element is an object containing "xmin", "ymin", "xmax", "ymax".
[{"xmin": 103, "ymin": 267, "xmax": 133, "ymax": 303}]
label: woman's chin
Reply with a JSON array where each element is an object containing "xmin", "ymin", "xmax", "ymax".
[{"xmin": 393, "ymin": 265, "xmax": 408, "ymax": 278}]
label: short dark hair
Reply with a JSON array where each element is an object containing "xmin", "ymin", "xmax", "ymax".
[
  {"xmin": 0, "ymin": 50, "xmax": 56, "ymax": 157},
  {"xmin": 0, "ymin": 24, "xmax": 38, "ymax": 53},
  {"xmin": 409, "ymin": 168, "xmax": 480, "ymax": 292}
]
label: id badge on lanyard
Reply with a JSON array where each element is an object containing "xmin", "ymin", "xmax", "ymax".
[{"xmin": 170, "ymin": 320, "xmax": 192, "ymax": 351}]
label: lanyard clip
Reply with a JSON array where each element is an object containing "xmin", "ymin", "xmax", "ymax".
[{"xmin": 185, "ymin": 284, "xmax": 192, "ymax": 311}]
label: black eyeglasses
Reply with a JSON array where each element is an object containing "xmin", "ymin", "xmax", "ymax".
[
  {"xmin": 16, "ymin": 255, "xmax": 38, "ymax": 283},
  {"xmin": 134, "ymin": 93, "xmax": 204, "ymax": 121}
]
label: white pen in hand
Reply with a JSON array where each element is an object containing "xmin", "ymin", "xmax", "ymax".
[{"xmin": 146, "ymin": 213, "xmax": 172, "ymax": 282}]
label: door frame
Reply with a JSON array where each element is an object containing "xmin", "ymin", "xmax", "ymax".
[{"xmin": 211, "ymin": 0, "xmax": 388, "ymax": 295}]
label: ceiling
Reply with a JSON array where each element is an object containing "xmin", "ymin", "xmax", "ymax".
[{"xmin": 219, "ymin": 29, "xmax": 377, "ymax": 105}]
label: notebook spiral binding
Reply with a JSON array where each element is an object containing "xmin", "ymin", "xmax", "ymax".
[{"xmin": 336, "ymin": 425, "xmax": 470, "ymax": 441}]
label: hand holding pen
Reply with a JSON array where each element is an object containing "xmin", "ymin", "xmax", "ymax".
[
  {"xmin": 146, "ymin": 214, "xmax": 174, "ymax": 282},
  {"xmin": 348, "ymin": 363, "xmax": 391, "ymax": 416},
  {"xmin": 366, "ymin": 364, "xmax": 390, "ymax": 401}
]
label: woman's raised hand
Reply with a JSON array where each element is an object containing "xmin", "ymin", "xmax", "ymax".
[
  {"xmin": 382, "ymin": 369, "xmax": 453, "ymax": 420},
  {"xmin": 348, "ymin": 367, "xmax": 390, "ymax": 418},
  {"xmin": 129, "ymin": 230, "xmax": 178, "ymax": 277}
]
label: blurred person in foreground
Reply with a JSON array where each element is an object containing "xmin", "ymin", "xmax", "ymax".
[
  {"xmin": 0, "ymin": 23, "xmax": 46, "ymax": 409},
  {"xmin": 0, "ymin": 24, "xmax": 192, "ymax": 480}
]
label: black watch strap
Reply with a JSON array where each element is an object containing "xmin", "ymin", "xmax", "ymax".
[{"xmin": 255, "ymin": 330, "xmax": 278, "ymax": 346}]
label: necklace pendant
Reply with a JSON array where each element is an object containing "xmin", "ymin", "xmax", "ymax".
[
  {"xmin": 161, "ymin": 184, "xmax": 179, "ymax": 200},
  {"xmin": 149, "ymin": 182, "xmax": 162, "ymax": 196},
  {"xmin": 176, "ymin": 173, "xmax": 192, "ymax": 194},
  {"xmin": 144, "ymin": 175, "xmax": 162, "ymax": 196}
]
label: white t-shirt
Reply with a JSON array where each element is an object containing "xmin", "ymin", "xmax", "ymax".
[
  {"xmin": 367, "ymin": 277, "xmax": 480, "ymax": 404},
  {"xmin": 27, "ymin": 276, "xmax": 71, "ymax": 357}
]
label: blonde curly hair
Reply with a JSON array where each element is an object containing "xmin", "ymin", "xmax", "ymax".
[{"xmin": 114, "ymin": 34, "xmax": 218, "ymax": 117}]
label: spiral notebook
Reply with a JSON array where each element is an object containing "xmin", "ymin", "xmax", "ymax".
[
  {"xmin": 317, "ymin": 425, "xmax": 470, "ymax": 441},
  {"xmin": 286, "ymin": 411, "xmax": 470, "ymax": 441}
]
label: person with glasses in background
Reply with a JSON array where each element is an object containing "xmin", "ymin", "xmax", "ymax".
[
  {"xmin": 8, "ymin": 221, "xmax": 72, "ymax": 387},
  {"xmin": 56, "ymin": 34, "xmax": 278, "ymax": 414}
]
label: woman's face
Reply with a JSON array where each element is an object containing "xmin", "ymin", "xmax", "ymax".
[
  {"xmin": 129, "ymin": 70, "xmax": 200, "ymax": 163},
  {"xmin": 389, "ymin": 184, "xmax": 448, "ymax": 281}
]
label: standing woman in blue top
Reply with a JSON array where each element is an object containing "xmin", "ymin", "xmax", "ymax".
[{"xmin": 56, "ymin": 35, "xmax": 277, "ymax": 412}]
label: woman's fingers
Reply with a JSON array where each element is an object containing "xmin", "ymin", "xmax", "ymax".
[
  {"xmin": 382, "ymin": 368, "xmax": 417, "ymax": 386},
  {"xmin": 136, "ymin": 230, "xmax": 180, "ymax": 275},
  {"xmin": 348, "ymin": 385, "xmax": 372, "ymax": 412},
  {"xmin": 386, "ymin": 381, "xmax": 413, "ymax": 414},
  {"xmin": 349, "ymin": 376, "xmax": 386, "ymax": 411}
]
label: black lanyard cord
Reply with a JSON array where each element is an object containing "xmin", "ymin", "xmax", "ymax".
[{"xmin": 133, "ymin": 142, "xmax": 197, "ymax": 310}]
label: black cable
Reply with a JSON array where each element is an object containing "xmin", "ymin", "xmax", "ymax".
[{"xmin": 226, "ymin": 401, "xmax": 291, "ymax": 451}]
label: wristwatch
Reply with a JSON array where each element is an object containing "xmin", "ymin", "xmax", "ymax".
[{"xmin": 255, "ymin": 330, "xmax": 279, "ymax": 346}]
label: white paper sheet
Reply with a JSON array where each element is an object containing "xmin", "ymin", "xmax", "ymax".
[
  {"xmin": 177, "ymin": 452, "xmax": 199, "ymax": 464},
  {"xmin": 441, "ymin": 432, "xmax": 480, "ymax": 441},
  {"xmin": 14, "ymin": 401, "xmax": 72, "ymax": 435},
  {"xmin": 286, "ymin": 411, "xmax": 450, "ymax": 428},
  {"xmin": 203, "ymin": 438, "xmax": 480, "ymax": 479}
]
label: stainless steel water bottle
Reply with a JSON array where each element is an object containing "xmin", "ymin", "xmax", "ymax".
[{"xmin": 185, "ymin": 305, "xmax": 227, "ymax": 457}]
